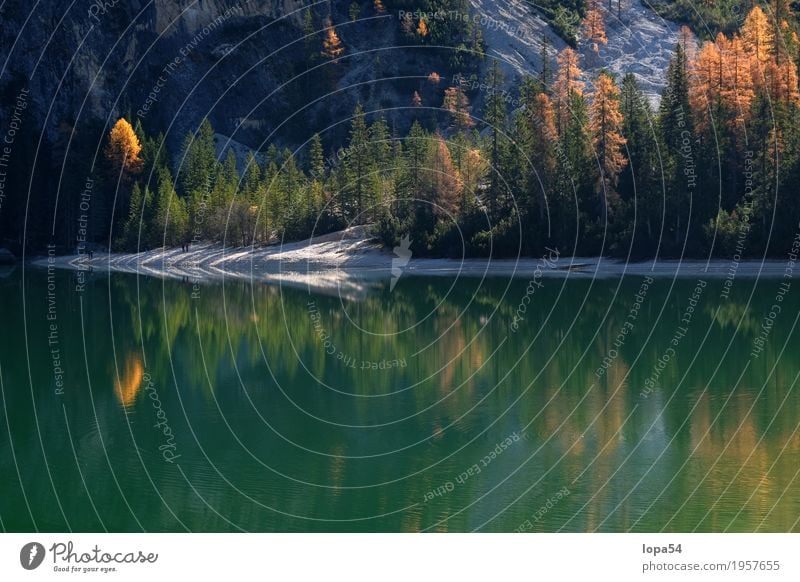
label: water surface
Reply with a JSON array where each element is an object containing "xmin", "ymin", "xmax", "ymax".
[{"xmin": 1, "ymin": 267, "xmax": 798, "ymax": 532}]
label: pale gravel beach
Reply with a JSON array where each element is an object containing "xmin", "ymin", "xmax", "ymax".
[{"xmin": 31, "ymin": 226, "xmax": 795, "ymax": 299}]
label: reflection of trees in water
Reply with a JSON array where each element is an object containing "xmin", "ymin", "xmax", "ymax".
[
  {"xmin": 107, "ymin": 274, "xmax": 800, "ymax": 527},
  {"xmin": 114, "ymin": 353, "xmax": 143, "ymax": 408}
]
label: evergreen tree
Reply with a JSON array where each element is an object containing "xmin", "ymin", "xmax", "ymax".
[
  {"xmin": 618, "ymin": 73, "xmax": 661, "ymax": 247},
  {"xmin": 344, "ymin": 103, "xmax": 371, "ymax": 221},
  {"xmin": 485, "ymin": 61, "xmax": 508, "ymax": 219}
]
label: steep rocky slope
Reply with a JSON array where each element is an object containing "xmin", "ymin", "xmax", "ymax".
[{"xmin": 469, "ymin": 0, "xmax": 682, "ymax": 102}]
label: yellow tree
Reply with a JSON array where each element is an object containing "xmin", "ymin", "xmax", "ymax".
[
  {"xmin": 426, "ymin": 135, "xmax": 462, "ymax": 216},
  {"xmin": 443, "ymin": 86, "xmax": 474, "ymax": 131},
  {"xmin": 531, "ymin": 93, "xmax": 558, "ymax": 172},
  {"xmin": 767, "ymin": 59, "xmax": 800, "ymax": 105},
  {"xmin": 417, "ymin": 17, "xmax": 429, "ymax": 38},
  {"xmin": 105, "ymin": 118, "xmax": 143, "ymax": 175},
  {"xmin": 741, "ymin": 6, "xmax": 774, "ymax": 66},
  {"xmin": 589, "ymin": 72, "xmax": 626, "ymax": 219},
  {"xmin": 719, "ymin": 33, "xmax": 755, "ymax": 126},
  {"xmin": 553, "ymin": 47, "xmax": 584, "ymax": 135},
  {"xmin": 321, "ymin": 17, "xmax": 345, "ymax": 61},
  {"xmin": 689, "ymin": 39, "xmax": 721, "ymax": 129}
]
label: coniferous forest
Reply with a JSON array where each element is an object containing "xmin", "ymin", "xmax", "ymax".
[{"xmin": 4, "ymin": 1, "xmax": 800, "ymax": 259}]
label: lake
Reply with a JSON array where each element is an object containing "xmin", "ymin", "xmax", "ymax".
[{"xmin": 1, "ymin": 266, "xmax": 799, "ymax": 532}]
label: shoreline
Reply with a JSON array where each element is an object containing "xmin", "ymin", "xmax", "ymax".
[{"xmin": 26, "ymin": 228, "xmax": 796, "ymax": 296}]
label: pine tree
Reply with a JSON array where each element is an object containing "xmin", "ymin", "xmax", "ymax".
[
  {"xmin": 309, "ymin": 133, "xmax": 325, "ymax": 180},
  {"xmin": 151, "ymin": 169, "xmax": 187, "ymax": 247},
  {"xmin": 178, "ymin": 118, "xmax": 216, "ymax": 199},
  {"xmin": 344, "ymin": 103, "xmax": 370, "ymax": 221},
  {"xmin": 120, "ymin": 182, "xmax": 144, "ymax": 250},
  {"xmin": 485, "ymin": 61, "xmax": 507, "ymax": 218},
  {"xmin": 660, "ymin": 44, "xmax": 694, "ymax": 249},
  {"xmin": 619, "ymin": 73, "xmax": 660, "ymax": 244}
]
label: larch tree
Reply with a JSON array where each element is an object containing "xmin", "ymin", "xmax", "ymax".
[
  {"xmin": 105, "ymin": 118, "xmax": 144, "ymax": 177},
  {"xmin": 553, "ymin": 47, "xmax": 584, "ymax": 136},
  {"xmin": 690, "ymin": 39, "xmax": 723, "ymax": 131},
  {"xmin": 427, "ymin": 135, "xmax": 462, "ymax": 217},
  {"xmin": 589, "ymin": 72, "xmax": 627, "ymax": 221},
  {"xmin": 442, "ymin": 86, "xmax": 474, "ymax": 131},
  {"xmin": 721, "ymin": 33, "xmax": 755, "ymax": 124},
  {"xmin": 742, "ymin": 6, "xmax": 775, "ymax": 63},
  {"xmin": 582, "ymin": 0, "xmax": 607, "ymax": 55},
  {"xmin": 417, "ymin": 17, "xmax": 429, "ymax": 38},
  {"xmin": 321, "ymin": 17, "xmax": 345, "ymax": 61}
]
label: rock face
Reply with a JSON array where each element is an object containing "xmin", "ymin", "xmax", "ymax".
[
  {"xmin": 151, "ymin": 0, "xmax": 308, "ymax": 35},
  {"xmin": 0, "ymin": 0, "xmax": 334, "ymax": 150},
  {"xmin": 468, "ymin": 0, "xmax": 681, "ymax": 103},
  {"xmin": 0, "ymin": 248, "xmax": 16, "ymax": 264}
]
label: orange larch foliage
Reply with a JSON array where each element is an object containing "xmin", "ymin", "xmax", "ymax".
[
  {"xmin": 105, "ymin": 118, "xmax": 143, "ymax": 175},
  {"xmin": 741, "ymin": 6, "xmax": 775, "ymax": 66},
  {"xmin": 582, "ymin": 0, "xmax": 607, "ymax": 53},
  {"xmin": 589, "ymin": 73, "xmax": 627, "ymax": 188},
  {"xmin": 553, "ymin": 47, "xmax": 584, "ymax": 134},
  {"xmin": 443, "ymin": 87, "xmax": 474, "ymax": 130},
  {"xmin": 430, "ymin": 134, "xmax": 462, "ymax": 215},
  {"xmin": 321, "ymin": 18, "xmax": 345, "ymax": 61},
  {"xmin": 417, "ymin": 18, "xmax": 429, "ymax": 38}
]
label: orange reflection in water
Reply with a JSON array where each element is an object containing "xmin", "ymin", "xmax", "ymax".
[{"xmin": 115, "ymin": 354, "xmax": 144, "ymax": 408}]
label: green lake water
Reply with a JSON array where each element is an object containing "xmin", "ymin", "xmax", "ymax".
[{"xmin": 1, "ymin": 266, "xmax": 799, "ymax": 532}]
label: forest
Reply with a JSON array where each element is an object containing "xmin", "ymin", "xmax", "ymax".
[{"xmin": 73, "ymin": 2, "xmax": 800, "ymax": 258}]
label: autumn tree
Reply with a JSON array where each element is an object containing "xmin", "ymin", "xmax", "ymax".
[
  {"xmin": 553, "ymin": 47, "xmax": 584, "ymax": 136},
  {"xmin": 741, "ymin": 6, "xmax": 774, "ymax": 66},
  {"xmin": 321, "ymin": 17, "xmax": 344, "ymax": 61},
  {"xmin": 417, "ymin": 17, "xmax": 429, "ymax": 38},
  {"xmin": 582, "ymin": 0, "xmax": 607, "ymax": 55},
  {"xmin": 105, "ymin": 118, "xmax": 143, "ymax": 177},
  {"xmin": 426, "ymin": 134, "xmax": 462, "ymax": 217},
  {"xmin": 589, "ymin": 72, "xmax": 627, "ymax": 222},
  {"xmin": 442, "ymin": 86, "xmax": 474, "ymax": 131}
]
